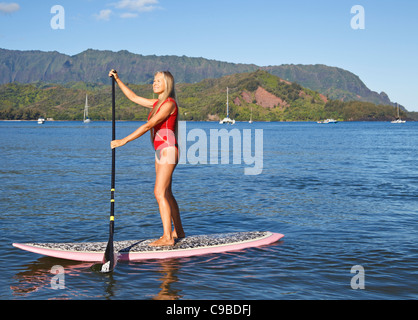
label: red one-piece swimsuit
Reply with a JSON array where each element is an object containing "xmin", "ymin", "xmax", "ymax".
[{"xmin": 148, "ymin": 97, "xmax": 178, "ymax": 153}]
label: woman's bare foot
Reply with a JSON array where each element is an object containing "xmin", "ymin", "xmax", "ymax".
[{"xmin": 149, "ymin": 236, "xmax": 175, "ymax": 247}]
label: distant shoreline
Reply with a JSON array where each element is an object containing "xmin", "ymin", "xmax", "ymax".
[{"xmin": 1, "ymin": 119, "xmax": 415, "ymax": 123}]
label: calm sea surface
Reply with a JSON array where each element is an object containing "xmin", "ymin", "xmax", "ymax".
[{"xmin": 0, "ymin": 121, "xmax": 417, "ymax": 300}]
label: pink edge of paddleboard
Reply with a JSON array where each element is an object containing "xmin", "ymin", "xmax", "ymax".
[
  {"xmin": 13, "ymin": 232, "xmax": 284, "ymax": 263},
  {"xmin": 12, "ymin": 243, "xmax": 104, "ymax": 262}
]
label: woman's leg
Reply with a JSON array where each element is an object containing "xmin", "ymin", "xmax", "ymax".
[
  {"xmin": 159, "ymin": 147, "xmax": 184, "ymax": 238},
  {"xmin": 167, "ymin": 183, "xmax": 185, "ymax": 239},
  {"xmin": 150, "ymin": 147, "xmax": 184, "ymax": 246}
]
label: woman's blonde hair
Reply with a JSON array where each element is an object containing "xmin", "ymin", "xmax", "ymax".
[{"xmin": 149, "ymin": 71, "xmax": 178, "ymax": 148}]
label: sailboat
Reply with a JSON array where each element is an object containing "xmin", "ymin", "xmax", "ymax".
[
  {"xmin": 249, "ymin": 107, "xmax": 253, "ymax": 124},
  {"xmin": 317, "ymin": 119, "xmax": 338, "ymax": 124},
  {"xmin": 219, "ymin": 87, "xmax": 235, "ymax": 124},
  {"xmin": 83, "ymin": 95, "xmax": 91, "ymax": 124},
  {"xmin": 391, "ymin": 103, "xmax": 406, "ymax": 124}
]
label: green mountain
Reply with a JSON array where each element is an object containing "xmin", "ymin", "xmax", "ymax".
[
  {"xmin": 0, "ymin": 48, "xmax": 401, "ymax": 108},
  {"xmin": 0, "ymin": 70, "xmax": 405, "ymax": 122},
  {"xmin": 0, "ymin": 48, "xmax": 257, "ymax": 85},
  {"xmin": 263, "ymin": 64, "xmax": 393, "ymax": 106}
]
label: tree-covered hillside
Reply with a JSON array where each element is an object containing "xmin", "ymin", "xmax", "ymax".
[
  {"xmin": 0, "ymin": 70, "xmax": 407, "ymax": 122},
  {"xmin": 0, "ymin": 48, "xmax": 401, "ymax": 108}
]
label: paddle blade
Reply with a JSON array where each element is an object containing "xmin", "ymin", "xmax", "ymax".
[
  {"xmin": 101, "ymin": 260, "xmax": 113, "ymax": 273},
  {"xmin": 101, "ymin": 232, "xmax": 116, "ymax": 273}
]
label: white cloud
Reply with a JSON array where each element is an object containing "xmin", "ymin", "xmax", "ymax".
[
  {"xmin": 95, "ymin": 9, "xmax": 112, "ymax": 21},
  {"xmin": 120, "ymin": 12, "xmax": 138, "ymax": 19},
  {"xmin": 0, "ymin": 2, "xmax": 20, "ymax": 14},
  {"xmin": 95, "ymin": 0, "xmax": 160, "ymax": 22},
  {"xmin": 114, "ymin": 0, "xmax": 160, "ymax": 13}
]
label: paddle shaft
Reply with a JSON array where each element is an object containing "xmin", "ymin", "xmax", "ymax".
[
  {"xmin": 102, "ymin": 75, "xmax": 116, "ymax": 272},
  {"xmin": 110, "ymin": 75, "xmax": 116, "ymax": 228}
]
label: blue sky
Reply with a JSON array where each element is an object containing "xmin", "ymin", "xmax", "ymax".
[{"xmin": 1, "ymin": 0, "xmax": 417, "ymax": 111}]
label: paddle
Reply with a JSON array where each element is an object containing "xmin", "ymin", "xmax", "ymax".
[{"xmin": 100, "ymin": 73, "xmax": 117, "ymax": 273}]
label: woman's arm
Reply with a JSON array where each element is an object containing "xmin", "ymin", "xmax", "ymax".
[
  {"xmin": 111, "ymin": 101, "xmax": 176, "ymax": 149},
  {"xmin": 109, "ymin": 70, "xmax": 157, "ymax": 109}
]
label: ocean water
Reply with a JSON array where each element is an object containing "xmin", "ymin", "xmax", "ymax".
[{"xmin": 0, "ymin": 120, "xmax": 417, "ymax": 300}]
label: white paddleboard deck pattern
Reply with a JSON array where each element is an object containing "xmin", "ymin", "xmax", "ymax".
[{"xmin": 13, "ymin": 231, "xmax": 284, "ymax": 262}]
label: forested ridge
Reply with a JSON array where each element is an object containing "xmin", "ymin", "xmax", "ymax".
[{"xmin": 1, "ymin": 70, "xmax": 412, "ymax": 122}]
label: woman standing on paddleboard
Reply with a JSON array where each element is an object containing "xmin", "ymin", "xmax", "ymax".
[{"xmin": 109, "ymin": 69, "xmax": 185, "ymax": 247}]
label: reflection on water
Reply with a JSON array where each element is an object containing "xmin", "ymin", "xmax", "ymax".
[
  {"xmin": 11, "ymin": 257, "xmax": 96, "ymax": 298},
  {"xmin": 153, "ymin": 259, "xmax": 183, "ymax": 300},
  {"xmin": 10, "ymin": 255, "xmax": 184, "ymax": 300}
]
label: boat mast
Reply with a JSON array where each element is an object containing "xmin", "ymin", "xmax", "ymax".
[
  {"xmin": 84, "ymin": 95, "xmax": 89, "ymax": 120},
  {"xmin": 226, "ymin": 87, "xmax": 229, "ymax": 118}
]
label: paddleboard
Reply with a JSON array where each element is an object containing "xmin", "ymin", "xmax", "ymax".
[{"xmin": 13, "ymin": 231, "xmax": 283, "ymax": 262}]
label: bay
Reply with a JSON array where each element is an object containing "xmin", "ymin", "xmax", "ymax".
[{"xmin": 0, "ymin": 120, "xmax": 417, "ymax": 300}]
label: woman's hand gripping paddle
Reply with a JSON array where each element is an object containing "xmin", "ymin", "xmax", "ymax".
[{"xmin": 96, "ymin": 71, "xmax": 117, "ymax": 273}]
